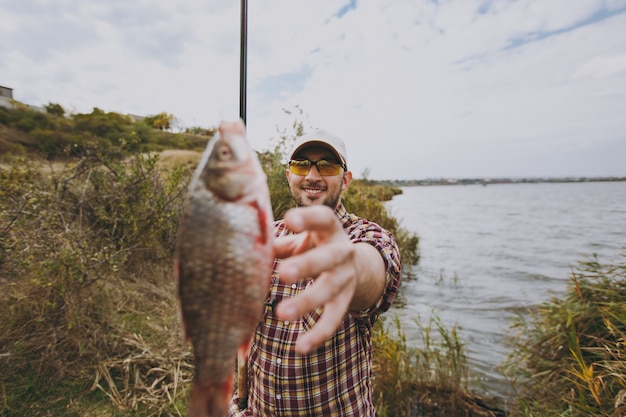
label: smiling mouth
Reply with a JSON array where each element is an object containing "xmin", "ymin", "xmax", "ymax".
[{"xmin": 303, "ymin": 187, "xmax": 325, "ymax": 195}]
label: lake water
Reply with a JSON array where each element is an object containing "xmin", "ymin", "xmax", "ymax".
[{"xmin": 384, "ymin": 181, "xmax": 626, "ymax": 401}]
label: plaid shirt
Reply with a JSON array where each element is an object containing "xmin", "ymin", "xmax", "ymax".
[{"xmin": 229, "ymin": 204, "xmax": 401, "ymax": 416}]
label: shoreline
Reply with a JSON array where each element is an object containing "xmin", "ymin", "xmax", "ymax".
[{"xmin": 378, "ymin": 176, "xmax": 626, "ymax": 187}]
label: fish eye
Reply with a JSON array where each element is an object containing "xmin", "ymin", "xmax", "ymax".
[{"xmin": 215, "ymin": 144, "xmax": 232, "ymax": 161}]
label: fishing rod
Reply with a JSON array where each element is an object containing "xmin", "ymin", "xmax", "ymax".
[
  {"xmin": 237, "ymin": 0, "xmax": 249, "ymax": 410},
  {"xmin": 239, "ymin": 0, "xmax": 248, "ymax": 125}
]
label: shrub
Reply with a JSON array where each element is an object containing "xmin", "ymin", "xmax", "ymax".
[
  {"xmin": 343, "ymin": 179, "xmax": 420, "ymax": 272},
  {"xmin": 45, "ymin": 102, "xmax": 65, "ymax": 117},
  {"xmin": 73, "ymin": 108, "xmax": 130, "ymax": 140},
  {"xmin": 504, "ymin": 253, "xmax": 626, "ymax": 417},
  {"xmin": 0, "ymin": 143, "xmax": 194, "ymax": 415},
  {"xmin": 0, "ymin": 107, "xmax": 424, "ymax": 415},
  {"xmin": 373, "ymin": 315, "xmax": 501, "ymax": 417}
]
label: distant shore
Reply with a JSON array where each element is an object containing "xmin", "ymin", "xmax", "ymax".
[{"xmin": 377, "ymin": 176, "xmax": 626, "ymax": 187}]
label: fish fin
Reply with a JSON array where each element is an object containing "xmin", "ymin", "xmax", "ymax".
[
  {"xmin": 236, "ymin": 337, "xmax": 253, "ymax": 410},
  {"xmin": 187, "ymin": 377, "xmax": 234, "ymax": 417},
  {"xmin": 174, "ymin": 259, "xmax": 192, "ymax": 344},
  {"xmin": 249, "ymin": 199, "xmax": 270, "ymax": 245},
  {"xmin": 181, "ymin": 320, "xmax": 191, "ymax": 344},
  {"xmin": 238, "ymin": 336, "xmax": 253, "ymax": 359}
]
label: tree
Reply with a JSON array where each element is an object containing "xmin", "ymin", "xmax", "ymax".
[
  {"xmin": 145, "ymin": 112, "xmax": 175, "ymax": 131},
  {"xmin": 45, "ymin": 103, "xmax": 65, "ymax": 117},
  {"xmin": 361, "ymin": 167, "xmax": 371, "ymax": 183}
]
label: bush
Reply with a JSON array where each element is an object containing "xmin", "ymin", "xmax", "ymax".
[
  {"xmin": 343, "ymin": 179, "xmax": 420, "ymax": 272},
  {"xmin": 45, "ymin": 103, "xmax": 65, "ymax": 117},
  {"xmin": 0, "ymin": 143, "xmax": 194, "ymax": 415},
  {"xmin": 504, "ymin": 253, "xmax": 626, "ymax": 417},
  {"xmin": 373, "ymin": 316, "xmax": 501, "ymax": 417},
  {"xmin": 1, "ymin": 105, "xmax": 209, "ymax": 161},
  {"xmin": 0, "ymin": 107, "xmax": 423, "ymax": 415}
]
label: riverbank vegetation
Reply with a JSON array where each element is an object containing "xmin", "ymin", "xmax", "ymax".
[
  {"xmin": 504, "ymin": 255, "xmax": 626, "ymax": 417},
  {"xmin": 0, "ymin": 104, "xmax": 419, "ymax": 415},
  {"xmin": 0, "ymin": 102, "xmax": 211, "ymax": 160},
  {"xmin": 1, "ymin": 103, "xmax": 624, "ymax": 416}
]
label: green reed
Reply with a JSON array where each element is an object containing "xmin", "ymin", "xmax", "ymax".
[
  {"xmin": 372, "ymin": 314, "xmax": 500, "ymax": 417},
  {"xmin": 504, "ymin": 253, "xmax": 626, "ymax": 417}
]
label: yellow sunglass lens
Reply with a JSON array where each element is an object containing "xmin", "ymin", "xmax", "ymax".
[
  {"xmin": 317, "ymin": 161, "xmax": 342, "ymax": 175},
  {"xmin": 289, "ymin": 160, "xmax": 343, "ymax": 176}
]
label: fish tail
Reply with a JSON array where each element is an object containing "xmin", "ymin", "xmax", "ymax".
[{"xmin": 187, "ymin": 377, "xmax": 234, "ymax": 417}]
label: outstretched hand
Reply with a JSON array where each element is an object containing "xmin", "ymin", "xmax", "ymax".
[{"xmin": 274, "ymin": 205, "xmax": 384, "ymax": 354}]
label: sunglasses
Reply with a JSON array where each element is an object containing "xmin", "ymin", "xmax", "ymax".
[{"xmin": 288, "ymin": 159, "xmax": 346, "ymax": 176}]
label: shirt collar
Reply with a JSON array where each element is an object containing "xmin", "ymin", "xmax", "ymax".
[{"xmin": 335, "ymin": 203, "xmax": 351, "ymax": 226}]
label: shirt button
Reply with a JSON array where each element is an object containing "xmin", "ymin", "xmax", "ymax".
[
  {"xmin": 276, "ymin": 358, "xmax": 282, "ymax": 364},
  {"xmin": 291, "ymin": 283, "xmax": 297, "ymax": 289},
  {"xmin": 276, "ymin": 394, "xmax": 282, "ymax": 400},
  {"xmin": 284, "ymin": 321, "xmax": 290, "ymax": 325}
]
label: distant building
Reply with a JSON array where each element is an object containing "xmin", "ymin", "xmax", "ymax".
[
  {"xmin": 0, "ymin": 85, "xmax": 46, "ymax": 113},
  {"xmin": 127, "ymin": 114, "xmax": 146, "ymax": 123},
  {"xmin": 0, "ymin": 85, "xmax": 14, "ymax": 109},
  {"xmin": 0, "ymin": 85, "xmax": 13, "ymax": 99},
  {"xmin": 0, "ymin": 85, "xmax": 149, "ymax": 120}
]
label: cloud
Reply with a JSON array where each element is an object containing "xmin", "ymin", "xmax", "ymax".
[
  {"xmin": 1, "ymin": 0, "xmax": 625, "ymax": 179},
  {"xmin": 573, "ymin": 54, "xmax": 626, "ymax": 79},
  {"xmin": 256, "ymin": 65, "xmax": 313, "ymax": 102},
  {"xmin": 0, "ymin": 2, "xmax": 99, "ymax": 63}
]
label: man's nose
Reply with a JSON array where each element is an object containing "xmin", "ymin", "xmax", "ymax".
[{"xmin": 305, "ymin": 164, "xmax": 322, "ymax": 179}]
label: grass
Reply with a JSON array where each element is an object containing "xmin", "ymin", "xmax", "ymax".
[
  {"xmin": 0, "ymin": 148, "xmax": 194, "ymax": 416},
  {"xmin": 503, "ymin": 253, "xmax": 626, "ymax": 417},
  {"xmin": 373, "ymin": 315, "xmax": 504, "ymax": 417},
  {"xmin": 2, "ymin": 105, "xmax": 624, "ymax": 416},
  {"xmin": 0, "ymin": 140, "xmax": 421, "ymax": 416}
]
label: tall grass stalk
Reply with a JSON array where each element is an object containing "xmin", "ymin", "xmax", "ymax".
[
  {"xmin": 504, "ymin": 253, "xmax": 626, "ymax": 417},
  {"xmin": 373, "ymin": 315, "xmax": 502, "ymax": 417}
]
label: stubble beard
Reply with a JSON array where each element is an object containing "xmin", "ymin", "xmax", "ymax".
[{"xmin": 293, "ymin": 187, "xmax": 342, "ymax": 211}]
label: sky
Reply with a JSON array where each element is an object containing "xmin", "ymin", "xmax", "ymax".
[{"xmin": 1, "ymin": 0, "xmax": 626, "ymax": 180}]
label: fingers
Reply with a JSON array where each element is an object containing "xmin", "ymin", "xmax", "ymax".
[
  {"xmin": 276, "ymin": 273, "xmax": 354, "ymax": 354},
  {"xmin": 295, "ymin": 298, "xmax": 350, "ymax": 354},
  {"xmin": 277, "ymin": 240, "xmax": 351, "ymax": 284},
  {"xmin": 283, "ymin": 206, "xmax": 339, "ymax": 236},
  {"xmin": 274, "ymin": 206, "xmax": 351, "ymax": 284},
  {"xmin": 276, "ymin": 270, "xmax": 344, "ymax": 320},
  {"xmin": 273, "ymin": 233, "xmax": 312, "ymax": 259},
  {"xmin": 272, "ymin": 205, "xmax": 358, "ymax": 354},
  {"xmin": 218, "ymin": 119, "xmax": 246, "ymax": 136}
]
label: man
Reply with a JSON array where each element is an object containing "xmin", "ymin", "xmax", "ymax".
[{"xmin": 229, "ymin": 129, "xmax": 401, "ymax": 416}]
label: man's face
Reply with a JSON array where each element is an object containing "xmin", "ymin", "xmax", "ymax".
[{"xmin": 286, "ymin": 146, "xmax": 352, "ymax": 209}]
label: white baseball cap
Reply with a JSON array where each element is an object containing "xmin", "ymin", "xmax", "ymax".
[{"xmin": 289, "ymin": 129, "xmax": 348, "ymax": 169}]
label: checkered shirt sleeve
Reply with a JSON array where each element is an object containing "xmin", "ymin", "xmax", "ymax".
[{"xmin": 229, "ymin": 204, "xmax": 402, "ymax": 416}]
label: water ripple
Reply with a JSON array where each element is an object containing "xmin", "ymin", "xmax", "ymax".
[{"xmin": 386, "ymin": 181, "xmax": 626, "ymax": 399}]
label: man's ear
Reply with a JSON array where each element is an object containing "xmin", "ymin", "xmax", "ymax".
[{"xmin": 342, "ymin": 170, "xmax": 353, "ymax": 190}]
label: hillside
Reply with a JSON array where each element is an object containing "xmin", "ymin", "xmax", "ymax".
[{"xmin": 0, "ymin": 102, "xmax": 212, "ymax": 161}]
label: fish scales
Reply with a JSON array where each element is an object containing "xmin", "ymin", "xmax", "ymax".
[
  {"xmin": 176, "ymin": 120, "xmax": 273, "ymax": 417},
  {"xmin": 178, "ymin": 200, "xmax": 266, "ymax": 377}
]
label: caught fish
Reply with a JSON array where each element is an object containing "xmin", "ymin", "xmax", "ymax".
[{"xmin": 176, "ymin": 120, "xmax": 274, "ymax": 417}]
